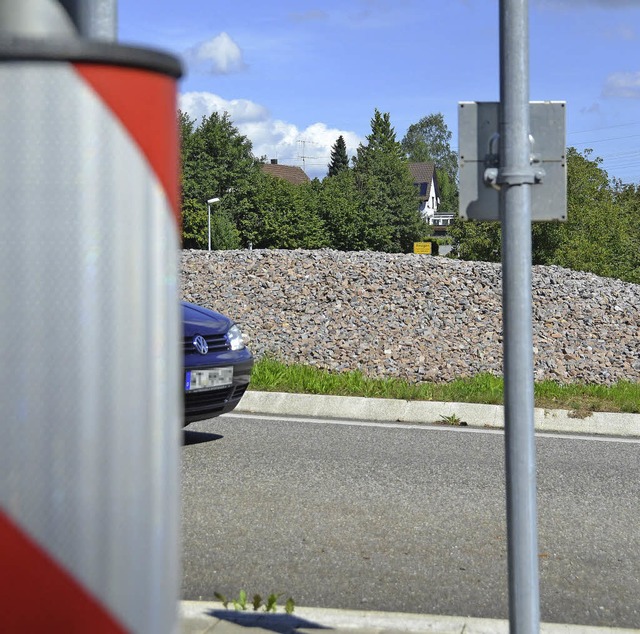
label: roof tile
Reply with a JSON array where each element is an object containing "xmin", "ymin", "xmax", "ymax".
[{"xmin": 261, "ymin": 163, "xmax": 310, "ymax": 185}]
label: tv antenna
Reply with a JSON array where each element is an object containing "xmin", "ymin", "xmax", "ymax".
[{"xmin": 297, "ymin": 139, "xmax": 319, "ymax": 171}]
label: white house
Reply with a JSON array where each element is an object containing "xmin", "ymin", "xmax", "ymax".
[
  {"xmin": 409, "ymin": 162, "xmax": 454, "ymax": 235},
  {"xmin": 409, "ymin": 162, "xmax": 439, "ymax": 221}
]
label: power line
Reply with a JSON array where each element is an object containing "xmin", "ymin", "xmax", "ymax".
[
  {"xmin": 567, "ymin": 121, "xmax": 640, "ymax": 136},
  {"xmin": 571, "ymin": 132, "xmax": 640, "ymax": 146}
]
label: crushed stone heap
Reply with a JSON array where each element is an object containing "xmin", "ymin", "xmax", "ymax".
[{"xmin": 181, "ymin": 249, "xmax": 640, "ymax": 386}]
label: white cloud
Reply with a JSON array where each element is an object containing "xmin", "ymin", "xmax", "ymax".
[
  {"xmin": 180, "ymin": 91, "xmax": 362, "ymax": 179},
  {"xmin": 602, "ymin": 71, "xmax": 640, "ymax": 98},
  {"xmin": 187, "ymin": 32, "xmax": 247, "ymax": 75},
  {"xmin": 180, "ymin": 92, "xmax": 268, "ymax": 124}
]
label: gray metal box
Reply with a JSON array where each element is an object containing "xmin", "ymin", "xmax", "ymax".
[{"xmin": 458, "ymin": 101, "xmax": 567, "ymax": 221}]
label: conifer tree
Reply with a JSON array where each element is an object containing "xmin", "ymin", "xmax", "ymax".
[
  {"xmin": 327, "ymin": 135, "xmax": 350, "ymax": 177},
  {"xmin": 352, "ymin": 109, "xmax": 427, "ymax": 252}
]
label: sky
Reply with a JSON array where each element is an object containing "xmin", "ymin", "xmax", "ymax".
[{"xmin": 119, "ymin": 0, "xmax": 640, "ymax": 183}]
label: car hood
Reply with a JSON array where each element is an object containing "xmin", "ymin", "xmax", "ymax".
[{"xmin": 182, "ymin": 301, "xmax": 232, "ymax": 336}]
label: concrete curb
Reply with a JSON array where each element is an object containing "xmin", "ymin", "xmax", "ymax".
[
  {"xmin": 236, "ymin": 391, "xmax": 640, "ymax": 437},
  {"xmin": 181, "ymin": 601, "xmax": 640, "ymax": 633}
]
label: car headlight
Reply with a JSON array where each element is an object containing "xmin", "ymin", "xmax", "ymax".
[{"xmin": 227, "ymin": 324, "xmax": 246, "ymax": 350}]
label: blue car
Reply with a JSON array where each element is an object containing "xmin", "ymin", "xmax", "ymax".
[{"xmin": 182, "ymin": 301, "xmax": 253, "ymax": 425}]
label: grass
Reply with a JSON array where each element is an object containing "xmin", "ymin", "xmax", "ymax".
[{"xmin": 249, "ymin": 357, "xmax": 640, "ymax": 414}]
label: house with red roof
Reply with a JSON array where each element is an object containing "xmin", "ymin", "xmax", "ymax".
[{"xmin": 261, "ymin": 159, "xmax": 310, "ymax": 185}]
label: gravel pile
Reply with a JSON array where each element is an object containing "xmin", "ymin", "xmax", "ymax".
[{"xmin": 181, "ymin": 249, "xmax": 640, "ymax": 386}]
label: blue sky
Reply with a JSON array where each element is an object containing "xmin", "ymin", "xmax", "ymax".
[{"xmin": 119, "ymin": 0, "xmax": 640, "ymax": 182}]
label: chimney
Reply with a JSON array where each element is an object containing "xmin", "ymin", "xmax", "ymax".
[{"xmin": 270, "ymin": 159, "xmax": 278, "ymax": 164}]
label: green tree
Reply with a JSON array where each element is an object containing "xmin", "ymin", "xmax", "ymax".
[
  {"xmin": 179, "ymin": 111, "xmax": 206, "ymax": 248},
  {"xmin": 327, "ymin": 135, "xmax": 350, "ymax": 177},
  {"xmin": 448, "ymin": 147, "xmax": 640, "ymax": 282},
  {"xmin": 240, "ymin": 172, "xmax": 328, "ymax": 249},
  {"xmin": 353, "ymin": 109, "xmax": 428, "ymax": 252},
  {"xmin": 448, "ymin": 216, "xmax": 562, "ymax": 264},
  {"xmin": 318, "ymin": 170, "xmax": 376, "ymax": 251},
  {"xmin": 531, "ymin": 221, "xmax": 563, "ymax": 265},
  {"xmin": 447, "ymin": 217, "xmax": 501, "ymax": 262},
  {"xmin": 181, "ymin": 197, "xmax": 207, "ymax": 248},
  {"xmin": 611, "ymin": 183, "xmax": 640, "ymax": 283},
  {"xmin": 433, "ymin": 168, "xmax": 459, "ymax": 215},
  {"xmin": 179, "ymin": 109, "xmax": 259, "ymax": 248},
  {"xmin": 554, "ymin": 148, "xmax": 639, "ymax": 282},
  {"xmin": 210, "ymin": 208, "xmax": 241, "ymax": 250},
  {"xmin": 401, "ymin": 113, "xmax": 459, "ymax": 214},
  {"xmin": 354, "ymin": 109, "xmax": 404, "ymax": 169},
  {"xmin": 401, "ymin": 113, "xmax": 458, "ymax": 181}
]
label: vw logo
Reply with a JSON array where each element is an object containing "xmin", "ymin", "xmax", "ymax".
[{"xmin": 193, "ymin": 335, "xmax": 209, "ymax": 355}]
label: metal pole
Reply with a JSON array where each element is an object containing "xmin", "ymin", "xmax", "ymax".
[
  {"xmin": 207, "ymin": 197, "xmax": 220, "ymax": 251},
  {"xmin": 59, "ymin": 0, "xmax": 117, "ymax": 40},
  {"xmin": 499, "ymin": 1, "xmax": 540, "ymax": 632}
]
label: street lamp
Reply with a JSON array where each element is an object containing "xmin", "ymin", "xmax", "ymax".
[{"xmin": 207, "ymin": 197, "xmax": 220, "ymax": 251}]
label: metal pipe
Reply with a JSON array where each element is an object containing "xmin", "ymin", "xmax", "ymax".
[{"xmin": 499, "ymin": 0, "xmax": 540, "ymax": 632}]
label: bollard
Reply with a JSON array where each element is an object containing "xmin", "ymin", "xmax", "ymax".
[{"xmin": 0, "ymin": 25, "xmax": 183, "ymax": 634}]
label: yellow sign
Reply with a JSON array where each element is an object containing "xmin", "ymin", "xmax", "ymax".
[{"xmin": 413, "ymin": 242, "xmax": 432, "ymax": 254}]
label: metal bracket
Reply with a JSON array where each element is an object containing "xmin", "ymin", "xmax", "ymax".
[
  {"xmin": 483, "ymin": 133, "xmax": 501, "ymax": 190},
  {"xmin": 483, "ymin": 133, "xmax": 545, "ymax": 188},
  {"xmin": 528, "ymin": 134, "xmax": 546, "ymax": 184}
]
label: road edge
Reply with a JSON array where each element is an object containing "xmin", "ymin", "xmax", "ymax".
[{"xmin": 237, "ymin": 390, "xmax": 640, "ymax": 437}]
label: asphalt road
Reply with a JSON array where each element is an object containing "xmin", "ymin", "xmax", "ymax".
[{"xmin": 181, "ymin": 413, "xmax": 640, "ymax": 629}]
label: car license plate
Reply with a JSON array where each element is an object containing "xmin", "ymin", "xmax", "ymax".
[{"xmin": 185, "ymin": 367, "xmax": 233, "ymax": 391}]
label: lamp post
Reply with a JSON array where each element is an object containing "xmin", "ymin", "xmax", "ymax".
[{"xmin": 207, "ymin": 197, "xmax": 220, "ymax": 251}]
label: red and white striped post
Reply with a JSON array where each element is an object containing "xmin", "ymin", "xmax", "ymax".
[{"xmin": 0, "ymin": 3, "xmax": 183, "ymax": 632}]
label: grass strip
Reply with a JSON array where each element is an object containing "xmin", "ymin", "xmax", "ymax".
[{"xmin": 249, "ymin": 357, "xmax": 640, "ymax": 414}]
